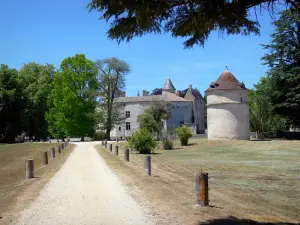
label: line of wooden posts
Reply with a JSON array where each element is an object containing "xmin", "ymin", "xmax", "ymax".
[
  {"xmin": 101, "ymin": 139, "xmax": 209, "ymax": 207},
  {"xmin": 25, "ymin": 140, "xmax": 70, "ymax": 180}
]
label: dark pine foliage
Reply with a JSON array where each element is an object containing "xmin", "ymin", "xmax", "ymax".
[
  {"xmin": 261, "ymin": 8, "xmax": 300, "ymax": 127},
  {"xmin": 88, "ymin": 0, "xmax": 298, "ymax": 48}
]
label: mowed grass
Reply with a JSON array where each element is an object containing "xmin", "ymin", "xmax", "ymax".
[
  {"xmin": 97, "ymin": 139, "xmax": 300, "ymax": 224},
  {"xmin": 0, "ymin": 142, "xmax": 74, "ymax": 224}
]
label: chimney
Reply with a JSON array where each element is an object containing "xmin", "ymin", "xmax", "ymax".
[
  {"xmin": 189, "ymin": 84, "xmax": 192, "ymax": 92},
  {"xmin": 176, "ymin": 91, "xmax": 181, "ymax": 97}
]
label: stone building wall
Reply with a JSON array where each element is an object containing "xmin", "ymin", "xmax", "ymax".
[{"xmin": 206, "ymin": 89, "xmax": 250, "ymax": 140}]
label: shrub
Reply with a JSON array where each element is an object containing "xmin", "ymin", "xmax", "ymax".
[
  {"xmin": 162, "ymin": 139, "xmax": 173, "ymax": 150},
  {"xmin": 160, "ymin": 130, "xmax": 174, "ymax": 150},
  {"xmin": 176, "ymin": 125, "xmax": 192, "ymax": 146},
  {"xmin": 92, "ymin": 131, "xmax": 106, "ymax": 141},
  {"xmin": 128, "ymin": 129, "xmax": 157, "ymax": 154}
]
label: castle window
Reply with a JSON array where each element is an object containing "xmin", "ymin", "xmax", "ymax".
[
  {"xmin": 125, "ymin": 111, "xmax": 130, "ymax": 118},
  {"xmin": 119, "ymin": 127, "xmax": 121, "ymax": 131},
  {"xmin": 126, "ymin": 122, "xmax": 131, "ymax": 130},
  {"xmin": 240, "ymin": 97, "xmax": 243, "ymax": 102}
]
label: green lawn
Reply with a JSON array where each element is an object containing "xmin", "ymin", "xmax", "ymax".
[{"xmin": 97, "ymin": 139, "xmax": 300, "ymax": 224}]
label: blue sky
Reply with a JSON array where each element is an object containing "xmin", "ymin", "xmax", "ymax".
[{"xmin": 0, "ymin": 0, "xmax": 282, "ymax": 96}]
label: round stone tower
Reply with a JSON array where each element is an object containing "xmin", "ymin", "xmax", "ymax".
[{"xmin": 205, "ymin": 67, "xmax": 250, "ymax": 140}]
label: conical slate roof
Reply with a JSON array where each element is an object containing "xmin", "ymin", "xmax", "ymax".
[
  {"xmin": 163, "ymin": 78, "xmax": 176, "ymax": 91},
  {"xmin": 206, "ymin": 67, "xmax": 247, "ymax": 91}
]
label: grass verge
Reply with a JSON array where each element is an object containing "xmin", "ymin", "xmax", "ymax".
[
  {"xmin": 0, "ymin": 142, "xmax": 75, "ymax": 224},
  {"xmin": 96, "ymin": 139, "xmax": 300, "ymax": 225}
]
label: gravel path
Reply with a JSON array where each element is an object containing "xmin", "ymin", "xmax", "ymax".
[{"xmin": 12, "ymin": 142, "xmax": 156, "ymax": 225}]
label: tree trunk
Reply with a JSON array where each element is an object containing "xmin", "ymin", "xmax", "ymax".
[{"xmin": 81, "ymin": 136, "xmax": 85, "ymax": 142}]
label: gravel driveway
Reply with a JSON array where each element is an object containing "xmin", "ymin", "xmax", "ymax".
[{"xmin": 11, "ymin": 142, "xmax": 156, "ymax": 225}]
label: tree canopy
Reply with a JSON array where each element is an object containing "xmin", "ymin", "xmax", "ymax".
[
  {"xmin": 18, "ymin": 63, "xmax": 55, "ymax": 141},
  {"xmin": 0, "ymin": 65, "xmax": 21, "ymax": 143},
  {"xmin": 95, "ymin": 57, "xmax": 130, "ymax": 139},
  {"xmin": 88, "ymin": 0, "xmax": 297, "ymax": 48},
  {"xmin": 46, "ymin": 54, "xmax": 98, "ymax": 141},
  {"xmin": 138, "ymin": 100, "xmax": 170, "ymax": 135},
  {"xmin": 261, "ymin": 9, "xmax": 300, "ymax": 127}
]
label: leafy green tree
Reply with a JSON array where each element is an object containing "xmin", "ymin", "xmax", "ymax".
[
  {"xmin": 95, "ymin": 57, "xmax": 130, "ymax": 140},
  {"xmin": 87, "ymin": 0, "xmax": 297, "ymax": 48},
  {"xmin": 137, "ymin": 100, "xmax": 170, "ymax": 135},
  {"xmin": 0, "ymin": 65, "xmax": 22, "ymax": 143},
  {"xmin": 47, "ymin": 54, "xmax": 98, "ymax": 141},
  {"xmin": 128, "ymin": 129, "xmax": 157, "ymax": 154},
  {"xmin": 18, "ymin": 63, "xmax": 55, "ymax": 141},
  {"xmin": 176, "ymin": 125, "xmax": 192, "ymax": 146},
  {"xmin": 261, "ymin": 9, "xmax": 300, "ymax": 127},
  {"xmin": 142, "ymin": 90, "xmax": 150, "ymax": 96},
  {"xmin": 249, "ymin": 77, "xmax": 288, "ymax": 136}
]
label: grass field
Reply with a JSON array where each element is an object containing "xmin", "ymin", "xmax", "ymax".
[
  {"xmin": 0, "ymin": 142, "xmax": 74, "ymax": 224},
  {"xmin": 97, "ymin": 139, "xmax": 300, "ymax": 225}
]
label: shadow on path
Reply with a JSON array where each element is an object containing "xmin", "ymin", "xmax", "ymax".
[{"xmin": 198, "ymin": 217, "xmax": 299, "ymax": 225}]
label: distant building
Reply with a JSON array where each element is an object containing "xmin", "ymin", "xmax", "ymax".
[
  {"xmin": 110, "ymin": 78, "xmax": 205, "ymax": 139},
  {"xmin": 206, "ymin": 67, "xmax": 250, "ymax": 140}
]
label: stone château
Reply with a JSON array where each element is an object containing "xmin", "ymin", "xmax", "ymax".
[{"xmin": 110, "ymin": 78, "xmax": 205, "ymax": 139}]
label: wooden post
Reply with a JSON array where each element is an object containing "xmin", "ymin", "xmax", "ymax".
[
  {"xmin": 105, "ymin": 139, "xmax": 107, "ymax": 148},
  {"xmin": 144, "ymin": 155, "xmax": 151, "ymax": 176},
  {"xmin": 25, "ymin": 159, "xmax": 34, "ymax": 179},
  {"xmin": 101, "ymin": 140, "xmax": 104, "ymax": 146},
  {"xmin": 61, "ymin": 143, "xmax": 64, "ymax": 150},
  {"xmin": 51, "ymin": 147, "xmax": 56, "ymax": 159},
  {"xmin": 194, "ymin": 172, "xmax": 209, "ymax": 206},
  {"xmin": 43, "ymin": 151, "xmax": 48, "ymax": 165},
  {"xmin": 109, "ymin": 144, "xmax": 112, "ymax": 152},
  {"xmin": 116, "ymin": 138, "xmax": 118, "ymax": 142},
  {"xmin": 115, "ymin": 145, "xmax": 119, "ymax": 155},
  {"xmin": 124, "ymin": 149, "xmax": 129, "ymax": 162}
]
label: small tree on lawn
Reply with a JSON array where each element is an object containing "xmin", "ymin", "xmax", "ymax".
[
  {"xmin": 128, "ymin": 129, "xmax": 157, "ymax": 154},
  {"xmin": 176, "ymin": 125, "xmax": 192, "ymax": 146}
]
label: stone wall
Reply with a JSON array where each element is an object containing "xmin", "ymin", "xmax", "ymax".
[{"xmin": 206, "ymin": 89, "xmax": 250, "ymax": 140}]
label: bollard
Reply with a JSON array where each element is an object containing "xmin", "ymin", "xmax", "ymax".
[
  {"xmin": 115, "ymin": 145, "xmax": 119, "ymax": 155},
  {"xmin": 43, "ymin": 151, "xmax": 48, "ymax": 165},
  {"xmin": 61, "ymin": 143, "xmax": 64, "ymax": 150},
  {"xmin": 101, "ymin": 140, "xmax": 104, "ymax": 146},
  {"xmin": 124, "ymin": 149, "xmax": 129, "ymax": 162},
  {"xmin": 194, "ymin": 172, "xmax": 209, "ymax": 206},
  {"xmin": 144, "ymin": 155, "xmax": 151, "ymax": 176},
  {"xmin": 109, "ymin": 144, "xmax": 112, "ymax": 152},
  {"xmin": 105, "ymin": 139, "xmax": 107, "ymax": 148},
  {"xmin": 116, "ymin": 138, "xmax": 119, "ymax": 143},
  {"xmin": 25, "ymin": 159, "xmax": 34, "ymax": 179},
  {"xmin": 51, "ymin": 147, "xmax": 56, "ymax": 159},
  {"xmin": 58, "ymin": 145, "xmax": 61, "ymax": 154}
]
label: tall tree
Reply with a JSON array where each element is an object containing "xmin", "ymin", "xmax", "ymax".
[
  {"xmin": 0, "ymin": 65, "xmax": 22, "ymax": 143},
  {"xmin": 138, "ymin": 100, "xmax": 170, "ymax": 135},
  {"xmin": 261, "ymin": 9, "xmax": 300, "ymax": 127},
  {"xmin": 47, "ymin": 54, "xmax": 98, "ymax": 141},
  {"xmin": 18, "ymin": 63, "xmax": 55, "ymax": 141},
  {"xmin": 88, "ymin": 0, "xmax": 297, "ymax": 48},
  {"xmin": 95, "ymin": 57, "xmax": 130, "ymax": 140}
]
